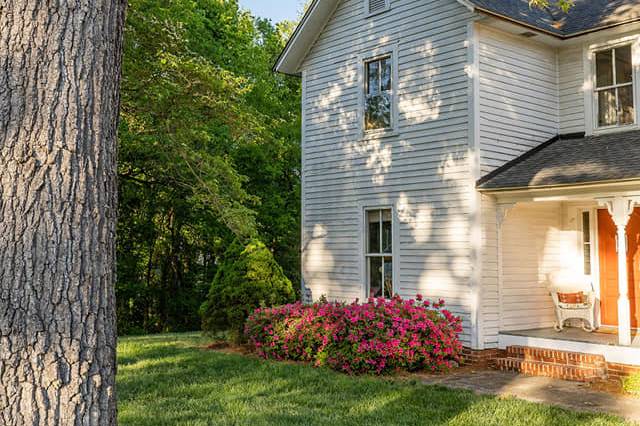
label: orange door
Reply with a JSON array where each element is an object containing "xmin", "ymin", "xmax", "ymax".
[
  {"xmin": 626, "ymin": 209, "xmax": 640, "ymax": 328},
  {"xmin": 598, "ymin": 209, "xmax": 619, "ymax": 326},
  {"xmin": 598, "ymin": 208, "xmax": 640, "ymax": 328}
]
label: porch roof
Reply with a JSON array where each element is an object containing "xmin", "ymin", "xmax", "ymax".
[{"xmin": 477, "ymin": 130, "xmax": 640, "ymax": 191}]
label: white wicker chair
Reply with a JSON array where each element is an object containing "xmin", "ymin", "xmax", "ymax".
[{"xmin": 549, "ymin": 270, "xmax": 597, "ymax": 332}]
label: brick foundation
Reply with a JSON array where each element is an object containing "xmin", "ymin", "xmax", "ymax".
[
  {"xmin": 605, "ymin": 362, "xmax": 640, "ymax": 384},
  {"xmin": 492, "ymin": 344, "xmax": 640, "ymax": 384},
  {"xmin": 461, "ymin": 347, "xmax": 500, "ymax": 366}
]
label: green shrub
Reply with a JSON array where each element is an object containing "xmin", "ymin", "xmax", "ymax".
[
  {"xmin": 200, "ymin": 238, "xmax": 296, "ymax": 341},
  {"xmin": 623, "ymin": 373, "xmax": 640, "ymax": 396}
]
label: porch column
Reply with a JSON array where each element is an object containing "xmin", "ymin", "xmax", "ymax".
[
  {"xmin": 496, "ymin": 202, "xmax": 515, "ymax": 331},
  {"xmin": 598, "ymin": 196, "xmax": 637, "ymax": 346}
]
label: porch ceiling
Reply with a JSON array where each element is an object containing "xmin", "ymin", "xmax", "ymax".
[{"xmin": 477, "ymin": 130, "xmax": 640, "ymax": 192}]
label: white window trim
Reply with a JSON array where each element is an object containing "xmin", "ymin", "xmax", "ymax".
[
  {"xmin": 359, "ymin": 203, "xmax": 400, "ymax": 300},
  {"xmin": 579, "ymin": 209, "xmax": 596, "ymax": 279},
  {"xmin": 584, "ymin": 35, "xmax": 640, "ymax": 135},
  {"xmin": 364, "ymin": 0, "xmax": 390, "ymax": 17},
  {"xmin": 357, "ymin": 44, "xmax": 399, "ymax": 140}
]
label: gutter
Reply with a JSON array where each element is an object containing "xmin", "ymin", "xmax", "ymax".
[{"xmin": 477, "ymin": 178, "xmax": 640, "ymax": 194}]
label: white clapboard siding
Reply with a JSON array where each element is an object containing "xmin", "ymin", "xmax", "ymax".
[
  {"xmin": 477, "ymin": 27, "xmax": 559, "ymax": 174},
  {"xmin": 480, "ymin": 195, "xmax": 499, "ymax": 347},
  {"xmin": 558, "ymin": 45, "xmax": 585, "ymax": 134},
  {"xmin": 300, "ymin": 0, "xmax": 475, "ymax": 345},
  {"xmin": 500, "ymin": 202, "xmax": 564, "ymax": 331}
]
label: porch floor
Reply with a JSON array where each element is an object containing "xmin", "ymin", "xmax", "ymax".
[{"xmin": 502, "ymin": 327, "xmax": 640, "ymax": 347}]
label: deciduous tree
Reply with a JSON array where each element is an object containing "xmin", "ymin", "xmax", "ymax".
[{"xmin": 0, "ymin": 1, "xmax": 126, "ymax": 424}]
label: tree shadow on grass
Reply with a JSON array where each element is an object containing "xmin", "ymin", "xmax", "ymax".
[{"xmin": 116, "ymin": 335, "xmax": 628, "ymax": 426}]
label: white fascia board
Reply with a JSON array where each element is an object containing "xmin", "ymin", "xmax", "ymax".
[{"xmin": 274, "ymin": 0, "xmax": 340, "ymax": 76}]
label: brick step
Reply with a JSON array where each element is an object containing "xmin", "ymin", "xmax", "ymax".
[
  {"xmin": 506, "ymin": 345, "xmax": 606, "ymax": 369},
  {"xmin": 496, "ymin": 357, "xmax": 606, "ymax": 382}
]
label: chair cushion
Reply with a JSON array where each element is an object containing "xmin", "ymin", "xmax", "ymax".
[{"xmin": 557, "ymin": 292, "xmax": 586, "ymax": 304}]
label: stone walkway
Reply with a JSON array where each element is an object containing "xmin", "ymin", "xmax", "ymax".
[{"xmin": 420, "ymin": 369, "xmax": 640, "ymax": 423}]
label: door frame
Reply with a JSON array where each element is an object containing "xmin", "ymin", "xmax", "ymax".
[
  {"xmin": 583, "ymin": 207, "xmax": 603, "ymax": 327},
  {"xmin": 594, "ymin": 206, "xmax": 640, "ymax": 330}
]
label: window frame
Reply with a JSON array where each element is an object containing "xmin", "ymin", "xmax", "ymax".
[
  {"xmin": 364, "ymin": 0, "xmax": 390, "ymax": 17},
  {"xmin": 358, "ymin": 44, "xmax": 399, "ymax": 139},
  {"xmin": 362, "ymin": 205, "xmax": 398, "ymax": 300},
  {"xmin": 586, "ymin": 37, "xmax": 640, "ymax": 134},
  {"xmin": 580, "ymin": 209, "xmax": 594, "ymax": 277},
  {"xmin": 364, "ymin": 55, "xmax": 393, "ymax": 132}
]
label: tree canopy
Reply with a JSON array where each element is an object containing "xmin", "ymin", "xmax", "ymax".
[{"xmin": 117, "ymin": 0, "xmax": 301, "ymax": 334}]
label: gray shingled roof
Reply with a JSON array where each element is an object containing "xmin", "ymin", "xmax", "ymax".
[
  {"xmin": 477, "ymin": 130, "xmax": 640, "ymax": 190},
  {"xmin": 469, "ymin": 0, "xmax": 640, "ymax": 36}
]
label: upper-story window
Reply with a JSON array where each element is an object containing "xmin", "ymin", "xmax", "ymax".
[
  {"xmin": 594, "ymin": 44, "xmax": 635, "ymax": 128},
  {"xmin": 366, "ymin": 0, "xmax": 390, "ymax": 16},
  {"xmin": 365, "ymin": 56, "xmax": 392, "ymax": 130}
]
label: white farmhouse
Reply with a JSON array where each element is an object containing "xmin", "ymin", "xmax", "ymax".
[{"xmin": 276, "ymin": 0, "xmax": 640, "ymax": 380}]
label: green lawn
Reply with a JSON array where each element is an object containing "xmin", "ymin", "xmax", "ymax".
[{"xmin": 117, "ymin": 333, "xmax": 630, "ymax": 426}]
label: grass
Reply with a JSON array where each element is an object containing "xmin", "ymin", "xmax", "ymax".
[
  {"xmin": 623, "ymin": 373, "xmax": 640, "ymax": 397},
  {"xmin": 117, "ymin": 332, "xmax": 630, "ymax": 426}
]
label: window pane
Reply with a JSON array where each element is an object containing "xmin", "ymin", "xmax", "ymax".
[
  {"xmin": 380, "ymin": 57, "xmax": 391, "ymax": 91},
  {"xmin": 618, "ymin": 85, "xmax": 635, "ymax": 125},
  {"xmin": 596, "ymin": 49, "xmax": 613, "ymax": 88},
  {"xmin": 366, "ymin": 61, "xmax": 379, "ymax": 95},
  {"xmin": 367, "ymin": 210, "xmax": 380, "ymax": 253},
  {"xmin": 383, "ymin": 256, "xmax": 393, "ymax": 298},
  {"xmin": 368, "ymin": 257, "xmax": 382, "ymax": 298},
  {"xmin": 582, "ymin": 212, "xmax": 590, "ymax": 243},
  {"xmin": 616, "ymin": 45, "xmax": 633, "ymax": 84},
  {"xmin": 598, "ymin": 88, "xmax": 617, "ymax": 126},
  {"xmin": 365, "ymin": 92, "xmax": 391, "ymax": 130},
  {"xmin": 583, "ymin": 244, "xmax": 591, "ymax": 275},
  {"xmin": 582, "ymin": 212, "xmax": 591, "ymax": 275},
  {"xmin": 382, "ymin": 209, "xmax": 392, "ymax": 253}
]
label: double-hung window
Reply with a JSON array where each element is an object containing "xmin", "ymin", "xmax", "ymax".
[
  {"xmin": 364, "ymin": 56, "xmax": 393, "ymax": 131},
  {"xmin": 365, "ymin": 209, "xmax": 393, "ymax": 298},
  {"xmin": 594, "ymin": 44, "xmax": 635, "ymax": 128}
]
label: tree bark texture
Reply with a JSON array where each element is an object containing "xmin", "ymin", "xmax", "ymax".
[{"xmin": 0, "ymin": 1, "xmax": 126, "ymax": 424}]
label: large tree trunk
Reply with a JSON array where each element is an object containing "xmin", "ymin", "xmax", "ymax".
[{"xmin": 0, "ymin": 1, "xmax": 126, "ymax": 424}]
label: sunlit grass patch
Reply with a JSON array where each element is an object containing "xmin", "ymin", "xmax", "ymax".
[
  {"xmin": 623, "ymin": 373, "xmax": 640, "ymax": 397},
  {"xmin": 116, "ymin": 333, "xmax": 630, "ymax": 426}
]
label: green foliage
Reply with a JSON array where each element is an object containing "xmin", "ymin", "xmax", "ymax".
[
  {"xmin": 623, "ymin": 373, "xmax": 640, "ymax": 396},
  {"xmin": 200, "ymin": 238, "xmax": 296, "ymax": 341},
  {"xmin": 529, "ymin": 0, "xmax": 574, "ymax": 12},
  {"xmin": 117, "ymin": 0, "xmax": 301, "ymax": 334}
]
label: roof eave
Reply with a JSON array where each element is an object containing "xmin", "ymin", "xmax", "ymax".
[
  {"xmin": 274, "ymin": 0, "xmax": 341, "ymax": 76},
  {"xmin": 478, "ymin": 178, "xmax": 640, "ymax": 194}
]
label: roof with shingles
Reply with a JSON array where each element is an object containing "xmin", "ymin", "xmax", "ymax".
[
  {"xmin": 468, "ymin": 0, "xmax": 640, "ymax": 37},
  {"xmin": 477, "ymin": 130, "xmax": 640, "ymax": 190}
]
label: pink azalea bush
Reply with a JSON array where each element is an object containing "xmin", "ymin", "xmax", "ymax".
[{"xmin": 244, "ymin": 295, "xmax": 463, "ymax": 374}]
